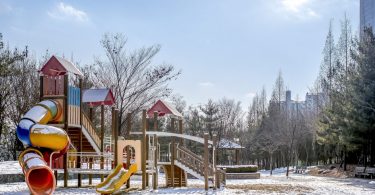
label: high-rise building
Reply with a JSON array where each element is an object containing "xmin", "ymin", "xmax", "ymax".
[
  {"xmin": 360, "ymin": 0, "xmax": 375, "ymax": 37},
  {"xmin": 270, "ymin": 90, "xmax": 325, "ymax": 116}
]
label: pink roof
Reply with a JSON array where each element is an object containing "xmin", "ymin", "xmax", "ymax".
[
  {"xmin": 147, "ymin": 100, "xmax": 182, "ymax": 118},
  {"xmin": 39, "ymin": 55, "xmax": 83, "ymax": 77},
  {"xmin": 82, "ymin": 89, "xmax": 115, "ymax": 106}
]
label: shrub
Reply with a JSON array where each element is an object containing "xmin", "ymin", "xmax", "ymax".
[{"xmin": 225, "ymin": 166, "xmax": 258, "ymax": 173}]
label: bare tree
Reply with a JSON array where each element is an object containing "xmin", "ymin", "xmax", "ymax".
[
  {"xmin": 217, "ymin": 98, "xmax": 244, "ymax": 139},
  {"xmin": 254, "ymin": 115, "xmax": 282, "ymax": 175},
  {"xmin": 90, "ymin": 33, "xmax": 180, "ymax": 135},
  {"xmin": 170, "ymin": 93, "xmax": 186, "ymax": 114}
]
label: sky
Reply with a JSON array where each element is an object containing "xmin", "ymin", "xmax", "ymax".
[{"xmin": 0, "ymin": 0, "xmax": 359, "ymax": 110}]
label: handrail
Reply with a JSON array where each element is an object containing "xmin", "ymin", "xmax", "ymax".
[
  {"xmin": 178, "ymin": 146, "xmax": 203, "ymax": 161},
  {"xmin": 176, "ymin": 145, "xmax": 214, "ymax": 178},
  {"xmin": 130, "ymin": 131, "xmax": 213, "ymax": 145},
  {"xmin": 82, "ymin": 112, "xmax": 101, "ymax": 148},
  {"xmin": 176, "ymin": 146, "xmax": 205, "ymax": 175}
]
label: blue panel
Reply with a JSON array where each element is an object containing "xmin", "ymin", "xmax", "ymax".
[
  {"xmin": 16, "ymin": 119, "xmax": 34, "ymax": 146},
  {"xmin": 68, "ymin": 86, "xmax": 80, "ymax": 106}
]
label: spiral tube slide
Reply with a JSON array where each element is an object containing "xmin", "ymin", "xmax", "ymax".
[{"xmin": 16, "ymin": 100, "xmax": 69, "ymax": 195}]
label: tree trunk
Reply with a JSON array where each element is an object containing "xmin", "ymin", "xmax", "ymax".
[
  {"xmin": 270, "ymin": 153, "xmax": 273, "ymax": 175},
  {"xmin": 286, "ymin": 148, "xmax": 290, "ymax": 177}
]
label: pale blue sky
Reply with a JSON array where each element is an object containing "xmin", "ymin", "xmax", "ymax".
[{"xmin": 0, "ymin": 0, "xmax": 359, "ymax": 109}]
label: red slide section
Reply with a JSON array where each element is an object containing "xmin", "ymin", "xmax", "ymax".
[{"xmin": 19, "ymin": 148, "xmax": 56, "ymax": 195}]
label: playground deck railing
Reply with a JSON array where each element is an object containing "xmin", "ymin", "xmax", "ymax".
[
  {"xmin": 82, "ymin": 112, "xmax": 101, "ymax": 149},
  {"xmin": 66, "ymin": 152, "xmax": 113, "ymax": 171}
]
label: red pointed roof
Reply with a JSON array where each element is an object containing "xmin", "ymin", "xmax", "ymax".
[
  {"xmin": 39, "ymin": 55, "xmax": 83, "ymax": 77},
  {"xmin": 148, "ymin": 100, "xmax": 182, "ymax": 118},
  {"xmin": 82, "ymin": 89, "xmax": 115, "ymax": 106}
]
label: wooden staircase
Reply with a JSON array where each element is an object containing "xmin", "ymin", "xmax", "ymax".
[
  {"xmin": 163, "ymin": 164, "xmax": 187, "ymax": 187},
  {"xmin": 175, "ymin": 146, "xmax": 214, "ymax": 185},
  {"xmin": 67, "ymin": 128, "xmax": 97, "ymax": 152},
  {"xmin": 67, "ymin": 112, "xmax": 101, "ymax": 153}
]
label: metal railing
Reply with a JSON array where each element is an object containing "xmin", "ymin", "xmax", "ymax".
[{"xmin": 67, "ymin": 152, "xmax": 113, "ymax": 171}]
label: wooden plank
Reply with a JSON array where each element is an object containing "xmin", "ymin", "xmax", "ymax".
[
  {"xmin": 100, "ymin": 104, "xmax": 104, "ymax": 182},
  {"xmin": 153, "ymin": 112, "xmax": 158, "ymax": 190},
  {"xmin": 204, "ymin": 133, "xmax": 209, "ymax": 191},
  {"xmin": 126, "ymin": 112, "xmax": 131, "ymax": 189},
  {"xmin": 78, "ymin": 78, "xmax": 83, "ymax": 187},
  {"xmin": 63, "ymin": 74, "xmax": 69, "ymax": 187},
  {"xmin": 142, "ymin": 110, "xmax": 147, "ymax": 190},
  {"xmin": 112, "ymin": 107, "xmax": 117, "ymax": 165},
  {"xmin": 171, "ymin": 117, "xmax": 175, "ymax": 187}
]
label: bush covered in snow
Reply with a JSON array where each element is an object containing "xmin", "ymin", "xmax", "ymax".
[
  {"xmin": 225, "ymin": 165, "xmax": 258, "ymax": 173},
  {"xmin": 0, "ymin": 125, "xmax": 17, "ymax": 161}
]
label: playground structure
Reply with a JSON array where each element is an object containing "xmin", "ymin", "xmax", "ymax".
[{"xmin": 15, "ymin": 56, "xmax": 225, "ymax": 194}]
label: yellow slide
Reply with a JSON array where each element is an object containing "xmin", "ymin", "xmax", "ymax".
[{"xmin": 96, "ymin": 164, "xmax": 138, "ymax": 194}]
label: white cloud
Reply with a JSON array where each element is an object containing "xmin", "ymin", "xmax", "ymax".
[
  {"xmin": 245, "ymin": 92, "xmax": 256, "ymax": 98},
  {"xmin": 48, "ymin": 2, "xmax": 88, "ymax": 22},
  {"xmin": 199, "ymin": 82, "xmax": 214, "ymax": 87},
  {"xmin": 281, "ymin": 0, "xmax": 309, "ymax": 13},
  {"xmin": 274, "ymin": 0, "xmax": 320, "ymax": 20}
]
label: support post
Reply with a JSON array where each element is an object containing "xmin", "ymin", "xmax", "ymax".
[
  {"xmin": 112, "ymin": 107, "xmax": 117, "ymax": 165},
  {"xmin": 89, "ymin": 106, "xmax": 93, "ymax": 121},
  {"xmin": 89, "ymin": 157, "xmax": 93, "ymax": 185},
  {"xmin": 126, "ymin": 112, "xmax": 131, "ymax": 189},
  {"xmin": 153, "ymin": 112, "xmax": 158, "ymax": 190},
  {"xmin": 153, "ymin": 135, "xmax": 159, "ymax": 189},
  {"xmin": 88, "ymin": 105, "xmax": 93, "ymax": 184},
  {"xmin": 178, "ymin": 119, "xmax": 183, "ymax": 146},
  {"xmin": 100, "ymin": 104, "xmax": 105, "ymax": 182},
  {"xmin": 178, "ymin": 118, "xmax": 184, "ymax": 186},
  {"xmin": 63, "ymin": 74, "xmax": 69, "ymax": 187},
  {"xmin": 204, "ymin": 133, "xmax": 209, "ymax": 191},
  {"xmin": 213, "ymin": 134, "xmax": 217, "ymax": 190},
  {"xmin": 39, "ymin": 76, "xmax": 43, "ymax": 101},
  {"xmin": 236, "ymin": 149, "xmax": 239, "ymax": 165},
  {"xmin": 146, "ymin": 121, "xmax": 149, "ymax": 187},
  {"xmin": 142, "ymin": 110, "xmax": 147, "ymax": 190},
  {"xmin": 170, "ymin": 117, "xmax": 175, "ymax": 187},
  {"xmin": 77, "ymin": 78, "xmax": 83, "ymax": 187}
]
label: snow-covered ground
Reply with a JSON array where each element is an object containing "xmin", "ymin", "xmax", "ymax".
[
  {"xmin": 0, "ymin": 161, "xmax": 375, "ymax": 194},
  {"xmin": 0, "ymin": 161, "xmax": 21, "ymax": 174}
]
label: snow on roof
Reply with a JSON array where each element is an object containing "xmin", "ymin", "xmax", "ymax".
[
  {"xmin": 217, "ymin": 138, "xmax": 244, "ymax": 149},
  {"xmin": 39, "ymin": 55, "xmax": 84, "ymax": 77},
  {"xmin": 82, "ymin": 88, "xmax": 115, "ymax": 106},
  {"xmin": 147, "ymin": 100, "xmax": 183, "ymax": 118}
]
